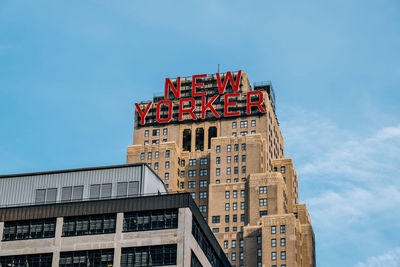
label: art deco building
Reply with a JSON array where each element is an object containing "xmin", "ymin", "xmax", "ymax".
[{"xmin": 127, "ymin": 71, "xmax": 316, "ymax": 267}]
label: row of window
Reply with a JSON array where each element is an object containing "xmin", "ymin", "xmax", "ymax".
[
  {"xmin": 216, "ymin": 166, "xmax": 246, "ymax": 176},
  {"xmin": 273, "ymin": 166, "xmax": 286, "ymax": 174},
  {"xmin": 225, "ymin": 190, "xmax": 246, "ymax": 199},
  {"xmin": 144, "ymin": 128, "xmax": 168, "ymax": 137},
  {"xmin": 212, "ymin": 225, "xmax": 244, "ymax": 233},
  {"xmin": 0, "ymin": 245, "xmax": 177, "ymax": 267},
  {"xmin": 212, "ymin": 214, "xmax": 245, "ymax": 224},
  {"xmin": 2, "ymin": 210, "xmax": 179, "ymax": 241},
  {"xmin": 34, "ymin": 181, "xmax": 139, "ymax": 204},
  {"xmin": 216, "ymin": 155, "xmax": 246, "ymax": 164},
  {"xmin": 232, "ymin": 120, "xmax": 256, "ymax": 129},
  {"xmin": 232, "ymin": 130, "xmax": 256, "ymax": 137},
  {"xmin": 271, "ymin": 225, "xmax": 286, "ymax": 234},
  {"xmin": 225, "ymin": 202, "xmax": 245, "ymax": 211},
  {"xmin": 180, "ymin": 158, "xmax": 208, "ymax": 167},
  {"xmin": 140, "ymin": 150, "xmax": 170, "ymax": 160},
  {"xmin": 144, "ymin": 139, "xmax": 168, "ymax": 145},
  {"xmin": 216, "ymin": 143, "xmax": 246, "ymax": 153}
]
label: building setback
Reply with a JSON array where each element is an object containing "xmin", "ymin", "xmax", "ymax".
[
  {"xmin": 0, "ymin": 165, "xmax": 232, "ymax": 267},
  {"xmin": 127, "ymin": 71, "xmax": 316, "ymax": 267}
]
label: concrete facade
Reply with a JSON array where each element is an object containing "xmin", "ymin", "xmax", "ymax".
[{"xmin": 127, "ymin": 71, "xmax": 316, "ymax": 266}]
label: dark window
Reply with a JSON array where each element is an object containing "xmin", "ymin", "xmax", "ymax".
[
  {"xmin": 191, "ymin": 251, "xmax": 203, "ymax": 267},
  {"xmin": 35, "ymin": 188, "xmax": 57, "ymax": 204},
  {"xmin": 280, "ymin": 225, "xmax": 286, "ymax": 233},
  {"xmin": 60, "ymin": 249, "xmax": 113, "ymax": 267},
  {"xmin": 212, "ymin": 216, "xmax": 220, "ymax": 223},
  {"xmin": 208, "ymin": 127, "xmax": 217, "ymax": 149},
  {"xmin": 183, "ymin": 129, "xmax": 192, "ymax": 152},
  {"xmin": 62, "ymin": 214, "xmax": 116, "ymax": 236},
  {"xmin": 124, "ymin": 209, "xmax": 178, "ymax": 232},
  {"xmin": 0, "ymin": 253, "xmax": 52, "ymax": 267},
  {"xmin": 121, "ymin": 245, "xmax": 177, "ymax": 267},
  {"xmin": 3, "ymin": 219, "xmax": 56, "ymax": 241},
  {"xmin": 196, "ymin": 128, "xmax": 204, "ymax": 151}
]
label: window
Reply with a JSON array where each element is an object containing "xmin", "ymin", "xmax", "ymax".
[
  {"xmin": 241, "ymin": 202, "xmax": 245, "ymax": 210},
  {"xmin": 120, "ymin": 245, "xmax": 177, "ymax": 267},
  {"xmin": 155, "ymin": 151, "xmax": 159, "ymax": 158},
  {"xmin": 163, "ymin": 128, "xmax": 168, "ymax": 135},
  {"xmin": 200, "ymin": 169, "xmax": 208, "ymax": 176},
  {"xmin": 199, "ymin": 206, "xmax": 207, "ymax": 212},
  {"xmin": 260, "ymin": 210, "xmax": 268, "ymax": 217},
  {"xmin": 216, "ymin": 145, "xmax": 221, "ymax": 153},
  {"xmin": 189, "ymin": 170, "xmax": 196, "ymax": 177},
  {"xmin": 165, "ymin": 161, "xmax": 170, "ymax": 169},
  {"xmin": 226, "ymin": 178, "xmax": 231, "ymax": 183},
  {"xmin": 234, "ymin": 167, "xmax": 238, "ymax": 174},
  {"xmin": 227, "ymin": 156, "xmax": 231, "ymax": 163},
  {"xmin": 216, "ymin": 157, "xmax": 221, "ymax": 164},
  {"xmin": 165, "ymin": 172, "xmax": 169, "ymax": 180},
  {"xmin": 281, "ymin": 238, "xmax": 286, "ymax": 247},
  {"xmin": 234, "ymin": 144, "xmax": 239, "ymax": 151},
  {"xmin": 152, "ymin": 139, "xmax": 159, "ymax": 144},
  {"xmin": 180, "ymin": 171, "xmax": 185, "ymax": 177},
  {"xmin": 280, "ymin": 225, "xmax": 286, "ymax": 233},
  {"xmin": 145, "ymin": 130, "xmax": 149, "ymax": 137},
  {"xmin": 232, "ymin": 132, "xmax": 237, "ymax": 137},
  {"xmin": 271, "ymin": 238, "xmax": 276, "ymax": 247},
  {"xmin": 227, "ymin": 145, "xmax": 231, "ymax": 152},
  {"xmin": 189, "ymin": 159, "xmax": 197, "ymax": 166},
  {"xmin": 35, "ymin": 188, "xmax": 57, "ymax": 204},
  {"xmin": 232, "ymin": 122, "xmax": 237, "ymax": 128},
  {"xmin": 224, "ymin": 240, "xmax": 228, "ymax": 248},
  {"xmin": 232, "ymin": 240, "xmax": 236, "ymax": 248},
  {"xmin": 212, "ymin": 216, "xmax": 220, "ymax": 223},
  {"xmin": 154, "ymin": 162, "xmax": 159, "ymax": 170},
  {"xmin": 3, "ymin": 219, "xmax": 56, "ymax": 241},
  {"xmin": 234, "ymin": 155, "xmax": 239, "ymax": 163},
  {"xmin": 181, "ymin": 160, "xmax": 185, "ymax": 167},
  {"xmin": 199, "ymin": 192, "xmax": 207, "ymax": 199},
  {"xmin": 163, "ymin": 139, "xmax": 167, "ymax": 142},
  {"xmin": 191, "ymin": 192, "xmax": 196, "ymax": 199},
  {"xmin": 90, "ymin": 183, "xmax": 112, "ymax": 199},
  {"xmin": 240, "ymin": 131, "xmax": 247, "ymax": 136},
  {"xmin": 198, "ymin": 180, "xmax": 206, "ymax": 188},
  {"xmin": 251, "ymin": 120, "xmax": 256, "ymax": 127},
  {"xmin": 242, "ymin": 155, "xmax": 246, "ymax": 162},
  {"xmin": 216, "ymin": 168, "xmax": 221, "ymax": 176},
  {"xmin": 225, "ymin": 191, "xmax": 230, "ymax": 199},
  {"xmin": 188, "ymin": 181, "xmax": 196, "ymax": 188},
  {"xmin": 260, "ymin": 186, "xmax": 267, "ymax": 194},
  {"xmin": 242, "ymin": 144, "xmax": 246, "ymax": 151},
  {"xmin": 61, "ymin": 186, "xmax": 83, "ymax": 202},
  {"xmin": 233, "ymin": 202, "xmax": 237, "ymax": 210},
  {"xmin": 153, "ymin": 129, "xmax": 160, "ymax": 136},
  {"xmin": 0, "ymin": 253, "xmax": 52, "ymax": 267},
  {"xmin": 258, "ymin": 262, "xmax": 262, "ymax": 267},
  {"xmin": 240, "ymin": 252, "xmax": 244, "ymax": 260},
  {"xmin": 227, "ymin": 167, "xmax": 231, "ymax": 175},
  {"xmin": 166, "ymin": 150, "xmax": 170, "ymax": 158},
  {"xmin": 257, "ymin": 248, "xmax": 262, "ymax": 257},
  {"xmin": 281, "ymin": 251, "xmax": 286, "ymax": 260},
  {"xmin": 144, "ymin": 140, "xmax": 149, "ymax": 145},
  {"xmin": 233, "ymin": 190, "xmax": 238, "ymax": 198},
  {"xmin": 259, "ymin": 198, "xmax": 267, "ymax": 206},
  {"xmin": 232, "ymin": 253, "xmax": 236, "ymax": 261},
  {"xmin": 240, "ymin": 239, "xmax": 244, "ymax": 248},
  {"xmin": 271, "ymin": 225, "xmax": 276, "ymax": 234},
  {"xmin": 240, "ymin": 121, "xmax": 248, "ymax": 128},
  {"xmin": 225, "ymin": 215, "xmax": 230, "ymax": 223},
  {"xmin": 274, "ymin": 166, "xmax": 278, "ymax": 172},
  {"xmin": 234, "ymin": 178, "xmax": 239, "ymax": 182},
  {"xmin": 212, "ymin": 228, "xmax": 219, "ymax": 233},
  {"xmin": 140, "ymin": 153, "xmax": 145, "ymax": 160},
  {"xmin": 63, "ymin": 214, "xmax": 116, "ymax": 236},
  {"xmin": 233, "ymin": 214, "xmax": 237, "ymax": 222},
  {"xmin": 272, "ymin": 252, "xmax": 277, "ymax": 260},
  {"xmin": 242, "ymin": 166, "xmax": 246, "ymax": 173},
  {"xmin": 281, "ymin": 166, "xmax": 286, "ymax": 173},
  {"xmin": 225, "ymin": 203, "xmax": 230, "ymax": 211},
  {"xmin": 241, "ymin": 190, "xmax": 245, "ymax": 198},
  {"xmin": 251, "ymin": 130, "xmax": 256, "ymax": 134},
  {"xmin": 257, "ymin": 235, "xmax": 262, "ymax": 244},
  {"xmin": 216, "ymin": 179, "xmax": 220, "ymax": 184},
  {"xmin": 200, "ymin": 158, "xmax": 208, "ymax": 165}
]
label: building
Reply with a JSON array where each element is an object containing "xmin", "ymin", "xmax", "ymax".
[
  {"xmin": 127, "ymin": 71, "xmax": 316, "ymax": 266},
  {"xmin": 0, "ymin": 164, "xmax": 232, "ymax": 267}
]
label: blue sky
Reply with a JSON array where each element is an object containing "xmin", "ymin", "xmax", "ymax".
[{"xmin": 1, "ymin": 1, "xmax": 399, "ymax": 266}]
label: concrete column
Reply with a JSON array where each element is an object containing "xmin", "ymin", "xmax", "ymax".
[
  {"xmin": 0, "ymin": 222, "xmax": 4, "ymax": 247},
  {"xmin": 52, "ymin": 217, "xmax": 63, "ymax": 267},
  {"xmin": 191, "ymin": 126, "xmax": 196, "ymax": 152},
  {"xmin": 113, "ymin": 213, "xmax": 124, "ymax": 267}
]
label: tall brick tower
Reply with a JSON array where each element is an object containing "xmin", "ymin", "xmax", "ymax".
[{"xmin": 127, "ymin": 71, "xmax": 315, "ymax": 267}]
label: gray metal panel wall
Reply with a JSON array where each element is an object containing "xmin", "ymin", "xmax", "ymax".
[{"xmin": 0, "ymin": 165, "xmax": 153, "ymax": 206}]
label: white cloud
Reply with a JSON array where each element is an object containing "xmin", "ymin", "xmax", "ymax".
[{"xmin": 355, "ymin": 247, "xmax": 400, "ymax": 267}]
